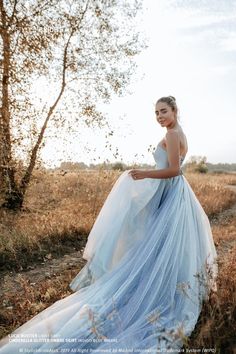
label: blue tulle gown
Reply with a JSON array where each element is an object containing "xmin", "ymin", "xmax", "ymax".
[{"xmin": 0, "ymin": 143, "xmax": 218, "ymax": 354}]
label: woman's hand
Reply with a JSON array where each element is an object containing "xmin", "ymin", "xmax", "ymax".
[{"xmin": 128, "ymin": 169, "xmax": 147, "ymax": 180}]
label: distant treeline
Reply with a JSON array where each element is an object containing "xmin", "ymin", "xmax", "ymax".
[
  {"xmin": 55, "ymin": 161, "xmax": 155, "ymax": 172},
  {"xmin": 206, "ymin": 162, "xmax": 236, "ymax": 172},
  {"xmin": 53, "ymin": 160, "xmax": 236, "ymax": 173}
]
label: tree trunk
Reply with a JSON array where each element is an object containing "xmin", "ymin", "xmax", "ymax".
[
  {"xmin": 2, "ymin": 187, "xmax": 24, "ymax": 210},
  {"xmin": 0, "ymin": 16, "xmax": 71, "ymax": 210},
  {"xmin": 0, "ymin": 1, "xmax": 19, "ymax": 208}
]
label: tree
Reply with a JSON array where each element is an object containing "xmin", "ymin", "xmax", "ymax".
[
  {"xmin": 185, "ymin": 156, "xmax": 208, "ymax": 174},
  {"xmin": 112, "ymin": 161, "xmax": 125, "ymax": 171},
  {"xmin": 0, "ymin": 0, "xmax": 144, "ymax": 210}
]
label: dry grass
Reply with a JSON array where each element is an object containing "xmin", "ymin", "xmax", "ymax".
[
  {"xmin": 0, "ymin": 268, "xmax": 78, "ymax": 339},
  {"xmin": 1, "ymin": 169, "xmax": 120, "ymax": 238},
  {"xmin": 0, "ymin": 169, "xmax": 235, "ymax": 271},
  {"xmin": 0, "ymin": 169, "xmax": 236, "ymax": 351},
  {"xmin": 186, "ymin": 245, "xmax": 236, "ymax": 353},
  {"xmin": 212, "ymin": 215, "xmax": 236, "ymax": 245},
  {"xmin": 0, "ymin": 169, "xmax": 120, "ymax": 270},
  {"xmin": 1, "ymin": 169, "xmax": 236, "ymax": 270},
  {"xmin": 186, "ymin": 172, "xmax": 236, "ymax": 218}
]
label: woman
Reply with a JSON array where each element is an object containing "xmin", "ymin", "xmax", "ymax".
[{"xmin": 0, "ymin": 96, "xmax": 218, "ymax": 353}]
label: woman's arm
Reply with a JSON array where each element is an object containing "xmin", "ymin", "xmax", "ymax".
[{"xmin": 129, "ymin": 130, "xmax": 182, "ymax": 180}]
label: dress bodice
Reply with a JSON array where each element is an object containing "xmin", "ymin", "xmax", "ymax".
[{"xmin": 153, "ymin": 144, "xmax": 185, "ymax": 170}]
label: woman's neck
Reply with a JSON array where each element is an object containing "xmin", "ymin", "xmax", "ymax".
[{"xmin": 166, "ymin": 121, "xmax": 180, "ymax": 131}]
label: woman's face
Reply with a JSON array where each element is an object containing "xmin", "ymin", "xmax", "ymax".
[{"xmin": 155, "ymin": 102, "xmax": 176, "ymax": 128}]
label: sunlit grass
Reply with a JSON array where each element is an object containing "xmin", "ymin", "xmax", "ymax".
[
  {"xmin": 0, "ymin": 170, "xmax": 236, "ymax": 271},
  {"xmin": 0, "ymin": 169, "xmax": 235, "ymax": 350},
  {"xmin": 186, "ymin": 172, "xmax": 236, "ymax": 217},
  {"xmin": 186, "ymin": 245, "xmax": 236, "ymax": 352}
]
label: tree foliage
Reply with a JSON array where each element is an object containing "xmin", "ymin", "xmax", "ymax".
[
  {"xmin": 184, "ymin": 156, "xmax": 208, "ymax": 174},
  {"xmin": 0, "ymin": 0, "xmax": 144, "ymax": 209}
]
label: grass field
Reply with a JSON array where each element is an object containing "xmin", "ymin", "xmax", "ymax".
[{"xmin": 0, "ymin": 169, "xmax": 236, "ymax": 352}]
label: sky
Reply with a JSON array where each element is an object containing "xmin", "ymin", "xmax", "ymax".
[{"xmin": 41, "ymin": 0, "xmax": 236, "ymax": 167}]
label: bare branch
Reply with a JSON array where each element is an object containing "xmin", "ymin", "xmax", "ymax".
[
  {"xmin": 8, "ymin": 0, "xmax": 18, "ymax": 25},
  {"xmin": 20, "ymin": 26, "xmax": 74, "ymax": 191}
]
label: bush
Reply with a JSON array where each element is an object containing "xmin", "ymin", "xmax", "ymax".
[
  {"xmin": 112, "ymin": 162, "xmax": 125, "ymax": 171},
  {"xmin": 185, "ymin": 156, "xmax": 208, "ymax": 174}
]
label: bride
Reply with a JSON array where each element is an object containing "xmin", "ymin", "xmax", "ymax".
[{"xmin": 0, "ymin": 96, "xmax": 218, "ymax": 353}]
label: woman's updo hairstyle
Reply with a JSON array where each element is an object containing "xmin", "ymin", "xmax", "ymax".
[{"xmin": 156, "ymin": 95, "xmax": 179, "ymax": 121}]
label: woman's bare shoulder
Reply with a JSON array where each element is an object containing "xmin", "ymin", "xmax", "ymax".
[
  {"xmin": 165, "ymin": 129, "xmax": 180, "ymax": 140},
  {"xmin": 166, "ymin": 128, "xmax": 178, "ymax": 134},
  {"xmin": 164, "ymin": 128, "xmax": 188, "ymax": 155}
]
